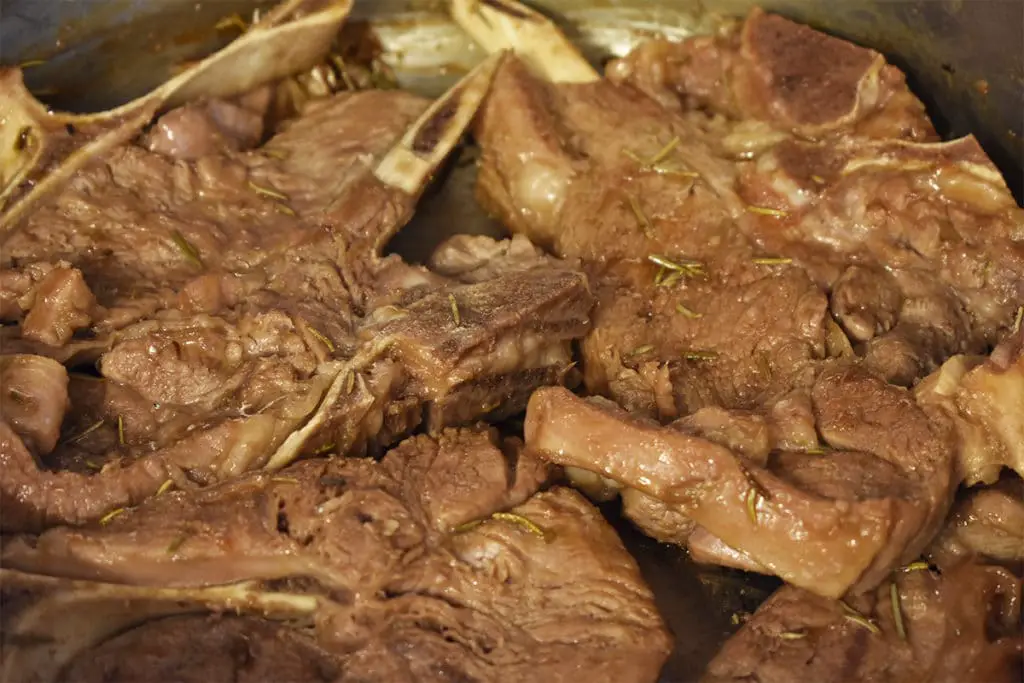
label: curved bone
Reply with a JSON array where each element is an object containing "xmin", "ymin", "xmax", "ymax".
[
  {"xmin": 0, "ymin": 569, "xmax": 319, "ymax": 683},
  {"xmin": 449, "ymin": 0, "xmax": 597, "ymax": 83},
  {"xmin": 0, "ymin": 0, "xmax": 354, "ymax": 231}
]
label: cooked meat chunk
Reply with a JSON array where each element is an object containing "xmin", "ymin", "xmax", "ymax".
[
  {"xmin": 65, "ymin": 615, "xmax": 341, "ymax": 683},
  {"xmin": 916, "ymin": 326, "xmax": 1024, "ymax": 484},
  {"xmin": 2, "ymin": 428, "xmax": 671, "ymax": 683},
  {"xmin": 607, "ymin": 8, "xmax": 936, "ymax": 142},
  {"xmin": 525, "ymin": 383, "xmax": 955, "ymax": 598},
  {"xmin": 1, "ymin": 355, "xmax": 69, "ymax": 455},
  {"xmin": 704, "ymin": 563, "xmax": 1023, "ymax": 683},
  {"xmin": 926, "ymin": 477, "xmax": 1024, "ymax": 571},
  {"xmin": 0, "ymin": 59, "xmax": 594, "ymax": 532}
]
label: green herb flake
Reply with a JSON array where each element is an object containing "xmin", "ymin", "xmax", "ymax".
[
  {"xmin": 448, "ymin": 293, "xmax": 461, "ymax": 326},
  {"xmin": 676, "ymin": 303, "xmax": 703, "ymax": 319},
  {"xmin": 747, "ymin": 205, "xmax": 789, "ymax": 218},
  {"xmin": 99, "ymin": 508, "xmax": 125, "ymax": 526},
  {"xmin": 170, "ymin": 230, "xmax": 203, "ymax": 267},
  {"xmin": 890, "ymin": 582, "xmax": 906, "ymax": 640},
  {"xmin": 308, "ymin": 326, "xmax": 335, "ymax": 353}
]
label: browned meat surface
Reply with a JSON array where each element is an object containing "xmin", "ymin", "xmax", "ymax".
[
  {"xmin": 926, "ymin": 477, "xmax": 1024, "ymax": 572},
  {"xmin": 477, "ymin": 37, "xmax": 1022, "ymax": 416},
  {"xmin": 525, "ymin": 384, "xmax": 954, "ymax": 598},
  {"xmin": 64, "ymin": 615, "xmax": 341, "ymax": 683},
  {"xmin": 608, "ymin": 9, "xmax": 936, "ymax": 142},
  {"xmin": 2, "ymin": 428, "xmax": 671, "ymax": 683},
  {"xmin": 703, "ymin": 563, "xmax": 1023, "ymax": 683},
  {"xmin": 0, "ymin": 81, "xmax": 593, "ymax": 531}
]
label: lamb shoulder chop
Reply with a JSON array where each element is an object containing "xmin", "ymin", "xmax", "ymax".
[
  {"xmin": 1, "ymin": 427, "xmax": 671, "ymax": 683},
  {"xmin": 0, "ymin": 12, "xmax": 593, "ymax": 531}
]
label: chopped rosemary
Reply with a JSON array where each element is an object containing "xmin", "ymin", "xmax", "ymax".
[
  {"xmin": 448, "ymin": 293, "xmax": 461, "ymax": 326},
  {"xmin": 117, "ymin": 415, "xmax": 126, "ymax": 446},
  {"xmin": 676, "ymin": 303, "xmax": 703, "ymax": 319},
  {"xmin": 275, "ymin": 203, "xmax": 296, "ymax": 217},
  {"xmin": 779, "ymin": 631, "xmax": 807, "ymax": 640},
  {"xmin": 630, "ymin": 345, "xmax": 655, "ymax": 356},
  {"xmin": 747, "ymin": 205, "xmax": 790, "ymax": 218},
  {"xmin": 803, "ymin": 446, "xmax": 827, "ymax": 455},
  {"xmin": 85, "ymin": 459, "xmax": 103, "ymax": 472},
  {"xmin": 840, "ymin": 602, "xmax": 880, "ymax": 634},
  {"xmin": 69, "ymin": 419, "xmax": 104, "ymax": 444},
  {"xmin": 455, "ymin": 512, "xmax": 548, "ymax": 540},
  {"xmin": 170, "ymin": 230, "xmax": 202, "ymax": 267},
  {"xmin": 167, "ymin": 533, "xmax": 190, "ymax": 554},
  {"xmin": 1014, "ymin": 306, "xmax": 1023, "ymax": 333},
  {"xmin": 313, "ymin": 442, "xmax": 336, "ymax": 456},
  {"xmin": 682, "ymin": 350, "xmax": 718, "ymax": 361},
  {"xmin": 745, "ymin": 486, "xmax": 761, "ymax": 525},
  {"xmin": 752, "ymin": 257, "xmax": 793, "ymax": 266},
  {"xmin": 491, "ymin": 512, "xmax": 547, "ymax": 539},
  {"xmin": 658, "ymin": 271, "xmax": 683, "ymax": 288},
  {"xmin": 890, "ymin": 582, "xmax": 906, "ymax": 640},
  {"xmin": 248, "ymin": 180, "xmax": 288, "ymax": 202},
  {"xmin": 214, "ymin": 13, "xmax": 248, "ymax": 31},
  {"xmin": 901, "ymin": 561, "xmax": 930, "ymax": 573},
  {"xmin": 454, "ymin": 519, "xmax": 483, "ymax": 534},
  {"xmin": 648, "ymin": 136, "xmax": 681, "ymax": 166},
  {"xmin": 263, "ymin": 149, "xmax": 289, "ymax": 160},
  {"xmin": 156, "ymin": 479, "xmax": 174, "ymax": 496},
  {"xmin": 810, "ymin": 174, "xmax": 826, "ymax": 184},
  {"xmin": 308, "ymin": 326, "xmax": 335, "ymax": 353},
  {"xmin": 647, "ymin": 254, "xmax": 705, "ymax": 275},
  {"xmin": 18, "ymin": 59, "xmax": 46, "ymax": 69},
  {"xmin": 345, "ymin": 371, "xmax": 356, "ymax": 395},
  {"xmin": 272, "ymin": 477, "xmax": 300, "ymax": 485},
  {"xmin": 654, "ymin": 266, "xmax": 667, "ymax": 286},
  {"xmin": 99, "ymin": 508, "xmax": 125, "ymax": 526},
  {"xmin": 627, "ymin": 194, "xmax": 653, "ymax": 237},
  {"xmin": 843, "ymin": 613, "xmax": 881, "ymax": 634}
]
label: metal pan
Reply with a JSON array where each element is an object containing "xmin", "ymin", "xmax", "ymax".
[{"xmin": 2, "ymin": 1, "xmax": 1021, "ymax": 679}]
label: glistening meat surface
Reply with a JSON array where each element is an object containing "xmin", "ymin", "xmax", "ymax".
[
  {"xmin": 525, "ymin": 384, "xmax": 954, "ymax": 599},
  {"xmin": 0, "ymin": 58, "xmax": 594, "ymax": 532},
  {"xmin": 1, "ymin": 427, "xmax": 671, "ymax": 683}
]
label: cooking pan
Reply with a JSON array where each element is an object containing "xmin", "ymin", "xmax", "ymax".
[{"xmin": 2, "ymin": 0, "xmax": 1022, "ymax": 679}]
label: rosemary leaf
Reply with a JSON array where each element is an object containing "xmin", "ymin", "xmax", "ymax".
[
  {"xmin": 156, "ymin": 479, "xmax": 175, "ymax": 496},
  {"xmin": 682, "ymin": 350, "xmax": 718, "ymax": 361},
  {"xmin": 752, "ymin": 257, "xmax": 793, "ymax": 266},
  {"xmin": 890, "ymin": 582, "xmax": 906, "ymax": 640},
  {"xmin": 779, "ymin": 631, "xmax": 807, "ymax": 640},
  {"xmin": 248, "ymin": 181, "xmax": 289, "ymax": 202},
  {"xmin": 628, "ymin": 194, "xmax": 653, "ymax": 237},
  {"xmin": 747, "ymin": 205, "xmax": 790, "ymax": 218},
  {"xmin": 308, "ymin": 326, "xmax": 335, "ymax": 353},
  {"xmin": 675, "ymin": 303, "xmax": 703, "ymax": 319},
  {"xmin": 491, "ymin": 512, "xmax": 547, "ymax": 540},
  {"xmin": 99, "ymin": 508, "xmax": 125, "ymax": 526},
  {"xmin": 170, "ymin": 230, "xmax": 203, "ymax": 267},
  {"xmin": 448, "ymin": 293, "xmax": 461, "ymax": 326},
  {"xmin": 117, "ymin": 415, "xmax": 126, "ymax": 446}
]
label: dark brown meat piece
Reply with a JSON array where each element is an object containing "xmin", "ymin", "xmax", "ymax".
[
  {"xmin": 608, "ymin": 8, "xmax": 936, "ymax": 142},
  {"xmin": 525, "ymin": 383, "xmax": 955, "ymax": 598},
  {"xmin": 2, "ymin": 428, "xmax": 671, "ymax": 683},
  {"xmin": 704, "ymin": 563, "xmax": 1023, "ymax": 683},
  {"xmin": 63, "ymin": 615, "xmax": 341, "ymax": 683}
]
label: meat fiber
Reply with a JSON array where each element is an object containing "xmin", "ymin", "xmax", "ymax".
[{"xmin": 1, "ymin": 427, "xmax": 671, "ymax": 683}]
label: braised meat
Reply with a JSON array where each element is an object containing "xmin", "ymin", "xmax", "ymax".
[
  {"xmin": 926, "ymin": 476, "xmax": 1024, "ymax": 572},
  {"xmin": 703, "ymin": 562, "xmax": 1023, "ymax": 683},
  {"xmin": 1, "ymin": 427, "xmax": 671, "ymax": 683},
  {"xmin": 0, "ymin": 55, "xmax": 594, "ymax": 532},
  {"xmin": 525, "ymin": 384, "xmax": 953, "ymax": 598}
]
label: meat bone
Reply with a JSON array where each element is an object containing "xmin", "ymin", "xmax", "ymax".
[
  {"xmin": 0, "ymin": 568, "xmax": 322, "ymax": 683},
  {"xmin": 0, "ymin": 0, "xmax": 354, "ymax": 231}
]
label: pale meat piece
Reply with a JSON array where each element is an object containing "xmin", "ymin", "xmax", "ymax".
[
  {"xmin": 916, "ymin": 325, "xmax": 1024, "ymax": 484},
  {"xmin": 1, "ymin": 428, "xmax": 671, "ymax": 683},
  {"xmin": 525, "ymin": 382, "xmax": 955, "ymax": 599},
  {"xmin": 704, "ymin": 563, "xmax": 1023, "ymax": 683},
  {"xmin": 926, "ymin": 476, "xmax": 1024, "ymax": 571}
]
